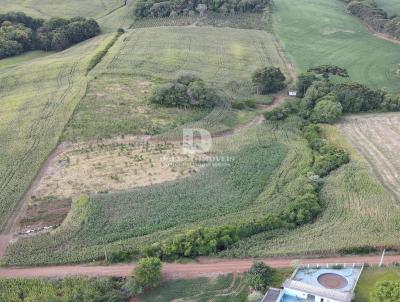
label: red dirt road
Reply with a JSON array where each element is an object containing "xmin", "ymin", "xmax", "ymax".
[{"xmin": 0, "ymin": 255, "xmax": 399, "ymax": 279}]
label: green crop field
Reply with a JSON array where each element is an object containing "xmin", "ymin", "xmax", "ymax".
[
  {"xmin": 4, "ymin": 118, "xmax": 316, "ymax": 265},
  {"xmin": 274, "ymin": 0, "xmax": 400, "ymax": 93},
  {"xmin": 221, "ymin": 124, "xmax": 400, "ymax": 257},
  {"xmin": 63, "ymin": 26, "xmax": 288, "ymax": 141},
  {"xmin": 0, "ymin": 0, "xmax": 124, "ymax": 19},
  {"xmin": 0, "ymin": 35, "xmax": 112, "ymax": 232},
  {"xmin": 376, "ymin": 0, "xmax": 400, "ymax": 16}
]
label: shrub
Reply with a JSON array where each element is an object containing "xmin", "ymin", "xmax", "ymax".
[
  {"xmin": 245, "ymin": 262, "xmax": 274, "ymax": 291},
  {"xmin": 371, "ymin": 281, "xmax": 400, "ymax": 302},
  {"xmin": 122, "ymin": 278, "xmax": 144, "ymax": 297},
  {"xmin": 252, "ymin": 66, "xmax": 286, "ymax": 94},
  {"xmin": 134, "ymin": 257, "xmax": 163, "ymax": 289}
]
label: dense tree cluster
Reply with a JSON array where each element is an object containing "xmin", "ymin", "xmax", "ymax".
[
  {"xmin": 252, "ymin": 66, "xmax": 286, "ymax": 94},
  {"xmin": 149, "ymin": 74, "xmax": 220, "ymax": 108},
  {"xmin": 343, "ymin": 0, "xmax": 400, "ymax": 39},
  {"xmin": 269, "ymin": 65, "xmax": 400, "ymax": 124},
  {"xmin": 133, "ymin": 0, "xmax": 271, "ymax": 18},
  {"xmin": 0, "ymin": 12, "xmax": 100, "ymax": 59}
]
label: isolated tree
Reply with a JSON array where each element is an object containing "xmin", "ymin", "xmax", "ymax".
[
  {"xmin": 371, "ymin": 281, "xmax": 400, "ymax": 302},
  {"xmin": 307, "ymin": 65, "xmax": 349, "ymax": 79},
  {"xmin": 245, "ymin": 262, "xmax": 274, "ymax": 291},
  {"xmin": 252, "ymin": 66, "xmax": 286, "ymax": 94},
  {"xmin": 134, "ymin": 257, "xmax": 162, "ymax": 289},
  {"xmin": 312, "ymin": 99, "xmax": 343, "ymax": 124}
]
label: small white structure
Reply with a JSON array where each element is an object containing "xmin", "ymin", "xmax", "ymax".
[
  {"xmin": 288, "ymin": 90, "xmax": 297, "ymax": 96},
  {"xmin": 262, "ymin": 263, "xmax": 364, "ymax": 302}
]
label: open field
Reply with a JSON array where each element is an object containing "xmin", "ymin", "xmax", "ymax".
[
  {"xmin": 221, "ymin": 124, "xmax": 400, "ymax": 257},
  {"xmin": 274, "ymin": 0, "xmax": 400, "ymax": 92},
  {"xmin": 355, "ymin": 267, "xmax": 400, "ymax": 302},
  {"xmin": 0, "ymin": 0, "xmax": 124, "ymax": 19},
  {"xmin": 339, "ymin": 113, "xmax": 400, "ymax": 203},
  {"xmin": 0, "ymin": 35, "xmax": 113, "ymax": 233},
  {"xmin": 0, "ymin": 51, "xmax": 53, "ymax": 69},
  {"xmin": 4, "ymin": 118, "xmax": 317, "ymax": 265},
  {"xmin": 376, "ymin": 0, "xmax": 400, "ymax": 16},
  {"xmin": 63, "ymin": 26, "xmax": 288, "ymax": 142}
]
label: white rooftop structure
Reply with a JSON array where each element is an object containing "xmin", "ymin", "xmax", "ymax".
[{"xmin": 262, "ymin": 263, "xmax": 364, "ymax": 302}]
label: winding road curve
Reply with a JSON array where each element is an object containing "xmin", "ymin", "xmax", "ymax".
[{"xmin": 0, "ymin": 255, "xmax": 399, "ymax": 279}]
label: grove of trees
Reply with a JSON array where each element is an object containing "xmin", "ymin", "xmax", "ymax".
[
  {"xmin": 150, "ymin": 74, "xmax": 220, "ymax": 108},
  {"xmin": 133, "ymin": 0, "xmax": 272, "ymax": 18},
  {"xmin": 267, "ymin": 65, "xmax": 400, "ymax": 124},
  {"xmin": 0, "ymin": 12, "xmax": 100, "ymax": 59}
]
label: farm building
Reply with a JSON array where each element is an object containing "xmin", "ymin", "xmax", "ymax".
[{"xmin": 262, "ymin": 263, "xmax": 364, "ymax": 302}]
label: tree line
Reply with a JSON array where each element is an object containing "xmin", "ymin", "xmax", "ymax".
[
  {"xmin": 0, "ymin": 12, "xmax": 100, "ymax": 59},
  {"xmin": 341, "ymin": 0, "xmax": 400, "ymax": 39},
  {"xmin": 133, "ymin": 0, "xmax": 271, "ymax": 18}
]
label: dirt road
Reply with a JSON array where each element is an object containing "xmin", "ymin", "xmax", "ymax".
[{"xmin": 0, "ymin": 255, "xmax": 398, "ymax": 279}]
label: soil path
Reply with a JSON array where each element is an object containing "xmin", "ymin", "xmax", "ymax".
[
  {"xmin": 366, "ymin": 24, "xmax": 400, "ymax": 45},
  {"xmin": 0, "ymin": 255, "xmax": 398, "ymax": 279}
]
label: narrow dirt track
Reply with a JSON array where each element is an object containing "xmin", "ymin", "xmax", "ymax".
[{"xmin": 0, "ymin": 255, "xmax": 398, "ymax": 279}]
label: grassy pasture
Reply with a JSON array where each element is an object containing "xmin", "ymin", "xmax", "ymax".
[
  {"xmin": 139, "ymin": 274, "xmax": 247, "ymax": 302},
  {"xmin": 376, "ymin": 0, "xmax": 400, "ymax": 16},
  {"xmin": 63, "ymin": 26, "xmax": 287, "ymax": 141},
  {"xmin": 273, "ymin": 0, "xmax": 400, "ymax": 92},
  {"xmin": 0, "ymin": 35, "xmax": 111, "ymax": 231},
  {"xmin": 0, "ymin": 0, "xmax": 124, "ymax": 19},
  {"xmin": 222, "ymin": 124, "xmax": 400, "ymax": 257},
  {"xmin": 355, "ymin": 267, "xmax": 400, "ymax": 302}
]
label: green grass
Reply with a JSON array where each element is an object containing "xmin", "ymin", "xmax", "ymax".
[
  {"xmin": 376, "ymin": 0, "xmax": 400, "ymax": 16},
  {"xmin": 0, "ymin": 0, "xmax": 124, "ymax": 19},
  {"xmin": 273, "ymin": 0, "xmax": 400, "ymax": 93},
  {"xmin": 355, "ymin": 267, "xmax": 400, "ymax": 302},
  {"xmin": 139, "ymin": 274, "xmax": 247, "ymax": 302},
  {"xmin": 63, "ymin": 26, "xmax": 288, "ymax": 141},
  {"xmin": 0, "ymin": 35, "xmax": 111, "ymax": 231},
  {"xmin": 0, "ymin": 51, "xmax": 53, "ymax": 69}
]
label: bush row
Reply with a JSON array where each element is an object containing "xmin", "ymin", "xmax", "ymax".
[
  {"xmin": 87, "ymin": 29, "xmax": 124, "ymax": 73},
  {"xmin": 0, "ymin": 12, "xmax": 100, "ymax": 59}
]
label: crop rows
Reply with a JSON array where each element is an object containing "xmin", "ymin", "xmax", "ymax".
[{"xmin": 0, "ymin": 36, "xmax": 107, "ymax": 233}]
